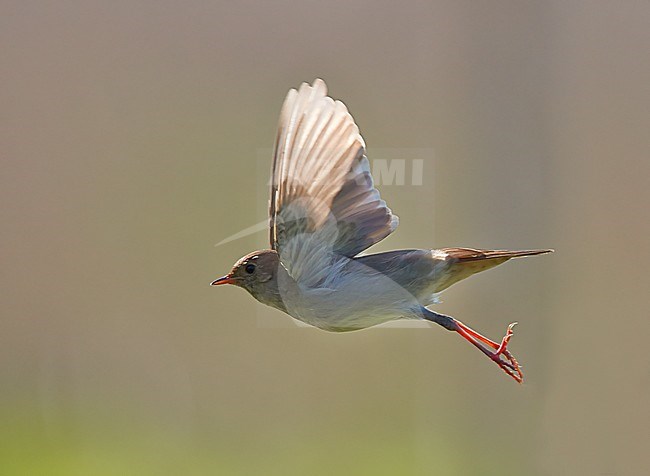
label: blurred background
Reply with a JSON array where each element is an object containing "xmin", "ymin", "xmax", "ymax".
[{"xmin": 2, "ymin": 1, "xmax": 649, "ymax": 474}]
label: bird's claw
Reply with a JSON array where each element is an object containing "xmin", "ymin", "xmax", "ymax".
[
  {"xmin": 454, "ymin": 320, "xmax": 524, "ymax": 383},
  {"xmin": 489, "ymin": 324, "xmax": 523, "ymax": 383}
]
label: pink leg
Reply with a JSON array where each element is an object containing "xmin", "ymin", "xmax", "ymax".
[{"xmin": 453, "ymin": 321, "xmax": 523, "ymax": 383}]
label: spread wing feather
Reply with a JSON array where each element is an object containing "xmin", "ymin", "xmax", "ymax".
[
  {"xmin": 269, "ymin": 79, "xmax": 398, "ymax": 286},
  {"xmin": 330, "ymin": 155, "xmax": 398, "ymax": 256}
]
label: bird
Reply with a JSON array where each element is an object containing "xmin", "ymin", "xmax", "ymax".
[{"xmin": 211, "ymin": 79, "xmax": 552, "ymax": 383}]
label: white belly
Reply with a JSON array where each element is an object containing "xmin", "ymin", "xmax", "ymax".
[{"xmin": 279, "ymin": 265, "xmax": 423, "ymax": 332}]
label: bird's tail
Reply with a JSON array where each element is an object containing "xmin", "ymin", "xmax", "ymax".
[
  {"xmin": 442, "ymin": 248, "xmax": 554, "ymax": 262},
  {"xmin": 432, "ymin": 247, "xmax": 553, "ymax": 293}
]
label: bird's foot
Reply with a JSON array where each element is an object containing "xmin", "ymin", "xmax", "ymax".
[{"xmin": 453, "ymin": 320, "xmax": 523, "ymax": 383}]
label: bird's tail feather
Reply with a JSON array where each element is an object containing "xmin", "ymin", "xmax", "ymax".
[
  {"xmin": 430, "ymin": 248, "xmax": 553, "ymax": 293},
  {"xmin": 442, "ymin": 248, "xmax": 554, "ymax": 262}
]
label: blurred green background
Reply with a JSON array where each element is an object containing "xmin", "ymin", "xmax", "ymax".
[{"xmin": 2, "ymin": 1, "xmax": 649, "ymax": 475}]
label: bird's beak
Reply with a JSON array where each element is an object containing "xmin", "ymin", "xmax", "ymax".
[{"xmin": 210, "ymin": 274, "xmax": 237, "ymax": 286}]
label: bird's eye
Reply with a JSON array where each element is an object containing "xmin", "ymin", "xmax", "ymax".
[{"xmin": 244, "ymin": 263, "xmax": 256, "ymax": 274}]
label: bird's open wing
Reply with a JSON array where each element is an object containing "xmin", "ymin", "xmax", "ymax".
[{"xmin": 268, "ymin": 79, "xmax": 398, "ymax": 286}]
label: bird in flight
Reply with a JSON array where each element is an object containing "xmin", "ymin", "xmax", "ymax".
[{"xmin": 212, "ymin": 79, "xmax": 552, "ymax": 383}]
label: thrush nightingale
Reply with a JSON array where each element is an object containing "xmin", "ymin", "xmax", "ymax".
[{"xmin": 212, "ymin": 79, "xmax": 552, "ymax": 382}]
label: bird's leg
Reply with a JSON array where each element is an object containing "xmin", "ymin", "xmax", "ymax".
[{"xmin": 423, "ymin": 310, "xmax": 523, "ymax": 383}]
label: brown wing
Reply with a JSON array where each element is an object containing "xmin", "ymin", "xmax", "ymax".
[
  {"xmin": 268, "ymin": 79, "xmax": 397, "ymax": 284},
  {"xmin": 329, "ymin": 154, "xmax": 398, "ymax": 256}
]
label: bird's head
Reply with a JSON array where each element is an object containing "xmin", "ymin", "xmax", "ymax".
[{"xmin": 211, "ymin": 249, "xmax": 281, "ymax": 298}]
